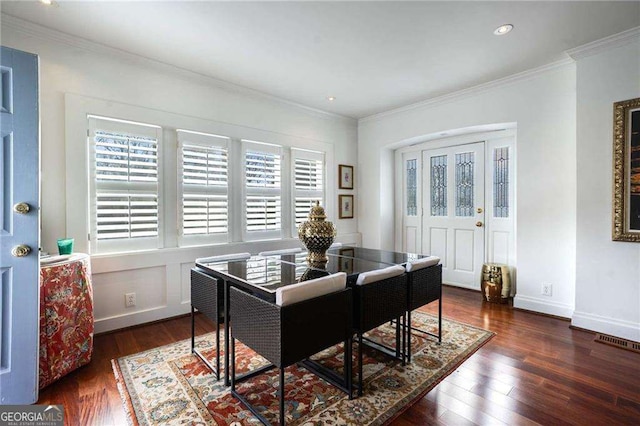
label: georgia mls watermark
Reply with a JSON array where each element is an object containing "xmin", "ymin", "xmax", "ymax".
[{"xmin": 0, "ymin": 405, "xmax": 63, "ymax": 426}]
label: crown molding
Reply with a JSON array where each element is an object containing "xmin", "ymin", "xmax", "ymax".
[
  {"xmin": 359, "ymin": 57, "xmax": 575, "ymax": 124},
  {"xmin": 566, "ymin": 26, "xmax": 640, "ymax": 60},
  {"xmin": 0, "ymin": 13, "xmax": 356, "ymax": 124}
]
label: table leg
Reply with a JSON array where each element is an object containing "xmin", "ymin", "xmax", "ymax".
[{"xmin": 224, "ymin": 280, "xmax": 230, "ymax": 386}]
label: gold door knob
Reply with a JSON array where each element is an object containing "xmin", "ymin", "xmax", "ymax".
[
  {"xmin": 477, "ymin": 207, "xmax": 483, "ymax": 214},
  {"xmin": 476, "ymin": 221, "xmax": 483, "ymax": 227},
  {"xmin": 13, "ymin": 202, "xmax": 31, "ymax": 214},
  {"xmin": 11, "ymin": 245, "xmax": 32, "ymax": 257}
]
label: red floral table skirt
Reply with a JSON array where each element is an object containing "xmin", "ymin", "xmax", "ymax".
[{"xmin": 39, "ymin": 254, "xmax": 94, "ymax": 389}]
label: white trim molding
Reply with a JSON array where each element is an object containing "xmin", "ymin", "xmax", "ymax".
[
  {"xmin": 1, "ymin": 13, "xmax": 355, "ymax": 123},
  {"xmin": 567, "ymin": 26, "xmax": 640, "ymax": 60},
  {"xmin": 572, "ymin": 311, "xmax": 640, "ymax": 343},
  {"xmin": 514, "ymin": 294, "xmax": 574, "ymax": 319},
  {"xmin": 360, "ymin": 58, "xmax": 574, "ymax": 123}
]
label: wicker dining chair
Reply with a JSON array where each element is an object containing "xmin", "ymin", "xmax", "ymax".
[
  {"xmin": 405, "ymin": 256, "xmax": 442, "ymax": 362},
  {"xmin": 190, "ymin": 252, "xmax": 251, "ymax": 379},
  {"xmin": 351, "ymin": 264, "xmax": 407, "ymax": 396},
  {"xmin": 230, "ymin": 272, "xmax": 352, "ymax": 426}
]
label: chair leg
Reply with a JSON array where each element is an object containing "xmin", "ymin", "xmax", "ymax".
[
  {"xmin": 395, "ymin": 317, "xmax": 401, "ymax": 358},
  {"xmin": 190, "ymin": 305, "xmax": 195, "ymax": 352},
  {"xmin": 224, "ymin": 281, "xmax": 230, "ymax": 386},
  {"xmin": 438, "ymin": 288, "xmax": 443, "ymax": 344},
  {"xmin": 358, "ymin": 334, "xmax": 364, "ymax": 396},
  {"xmin": 345, "ymin": 337, "xmax": 353, "ymax": 400},
  {"xmin": 230, "ymin": 337, "xmax": 236, "ymax": 391},
  {"xmin": 279, "ymin": 369, "xmax": 285, "ymax": 426},
  {"xmin": 215, "ymin": 317, "xmax": 221, "ymax": 380},
  {"xmin": 407, "ymin": 309, "xmax": 412, "ymax": 363}
]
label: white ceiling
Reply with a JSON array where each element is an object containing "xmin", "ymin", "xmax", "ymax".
[{"xmin": 2, "ymin": 1, "xmax": 639, "ymax": 118}]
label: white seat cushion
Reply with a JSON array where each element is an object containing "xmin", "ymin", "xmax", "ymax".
[
  {"xmin": 356, "ymin": 265, "xmax": 405, "ymax": 285},
  {"xmin": 405, "ymin": 256, "xmax": 440, "ymax": 272},
  {"xmin": 195, "ymin": 252, "xmax": 251, "ymax": 264},
  {"xmin": 329, "ymin": 242, "xmax": 343, "ymax": 249},
  {"xmin": 276, "ymin": 272, "xmax": 347, "ymax": 306},
  {"xmin": 258, "ymin": 248, "xmax": 302, "ymax": 256}
]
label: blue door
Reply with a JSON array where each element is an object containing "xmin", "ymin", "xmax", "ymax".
[{"xmin": 0, "ymin": 47, "xmax": 40, "ymax": 404}]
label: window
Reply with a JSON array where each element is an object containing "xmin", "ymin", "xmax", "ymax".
[
  {"xmin": 82, "ymin": 109, "xmax": 332, "ymax": 254},
  {"xmin": 243, "ymin": 140, "xmax": 283, "ymax": 240},
  {"xmin": 292, "ymin": 149, "xmax": 325, "ymax": 230},
  {"xmin": 88, "ymin": 116, "xmax": 162, "ymax": 253},
  {"xmin": 178, "ymin": 130, "xmax": 229, "ymax": 245}
]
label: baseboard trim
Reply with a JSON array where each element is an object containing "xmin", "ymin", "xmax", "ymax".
[
  {"xmin": 513, "ymin": 295, "xmax": 573, "ymax": 319},
  {"xmin": 571, "ymin": 311, "xmax": 640, "ymax": 342}
]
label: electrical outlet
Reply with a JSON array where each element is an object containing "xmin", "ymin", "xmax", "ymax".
[
  {"xmin": 542, "ymin": 284, "xmax": 552, "ymax": 297},
  {"xmin": 125, "ymin": 292, "xmax": 136, "ymax": 307}
]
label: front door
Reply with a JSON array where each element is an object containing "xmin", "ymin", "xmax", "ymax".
[
  {"xmin": 422, "ymin": 142, "xmax": 484, "ymax": 289},
  {"xmin": 0, "ymin": 47, "xmax": 40, "ymax": 404}
]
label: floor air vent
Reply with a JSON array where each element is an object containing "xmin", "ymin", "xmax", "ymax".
[{"xmin": 594, "ymin": 333, "xmax": 640, "ymax": 353}]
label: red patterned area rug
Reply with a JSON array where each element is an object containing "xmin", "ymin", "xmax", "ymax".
[{"xmin": 113, "ymin": 312, "xmax": 493, "ymax": 425}]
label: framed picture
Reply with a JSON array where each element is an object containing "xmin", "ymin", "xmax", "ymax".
[
  {"xmin": 339, "ymin": 194, "xmax": 354, "ymax": 219},
  {"xmin": 613, "ymin": 97, "xmax": 640, "ymax": 242},
  {"xmin": 339, "ymin": 164, "xmax": 354, "ymax": 189}
]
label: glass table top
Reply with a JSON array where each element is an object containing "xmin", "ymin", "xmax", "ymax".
[{"xmin": 327, "ymin": 246, "xmax": 427, "ymax": 265}]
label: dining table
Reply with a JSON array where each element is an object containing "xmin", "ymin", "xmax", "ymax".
[{"xmin": 192, "ymin": 246, "xmax": 441, "ymax": 387}]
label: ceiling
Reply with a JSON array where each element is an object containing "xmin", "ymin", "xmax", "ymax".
[{"xmin": 1, "ymin": 1, "xmax": 639, "ymax": 119}]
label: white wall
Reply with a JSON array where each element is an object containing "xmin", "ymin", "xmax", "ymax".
[
  {"xmin": 358, "ymin": 63, "xmax": 577, "ymax": 318},
  {"xmin": 573, "ymin": 37, "xmax": 640, "ymax": 341},
  {"xmin": 1, "ymin": 17, "xmax": 359, "ymax": 332}
]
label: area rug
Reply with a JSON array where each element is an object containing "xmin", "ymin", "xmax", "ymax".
[{"xmin": 113, "ymin": 312, "xmax": 493, "ymax": 425}]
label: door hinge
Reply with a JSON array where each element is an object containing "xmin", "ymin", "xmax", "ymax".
[
  {"xmin": 88, "ymin": 233, "xmax": 91, "ymax": 241},
  {"xmin": 87, "ymin": 129, "xmax": 90, "ymax": 137}
]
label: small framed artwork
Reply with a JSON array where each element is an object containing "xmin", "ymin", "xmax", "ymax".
[
  {"xmin": 339, "ymin": 194, "xmax": 354, "ymax": 219},
  {"xmin": 613, "ymin": 97, "xmax": 640, "ymax": 242},
  {"xmin": 339, "ymin": 164, "xmax": 354, "ymax": 189}
]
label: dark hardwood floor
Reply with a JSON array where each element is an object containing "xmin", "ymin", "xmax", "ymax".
[{"xmin": 38, "ymin": 286, "xmax": 640, "ymax": 425}]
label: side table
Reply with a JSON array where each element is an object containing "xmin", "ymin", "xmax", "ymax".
[{"xmin": 39, "ymin": 253, "xmax": 94, "ymax": 389}]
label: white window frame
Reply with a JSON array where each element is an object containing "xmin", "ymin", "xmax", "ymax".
[
  {"xmin": 66, "ymin": 95, "xmax": 338, "ymax": 256},
  {"xmin": 241, "ymin": 140, "xmax": 284, "ymax": 241},
  {"xmin": 88, "ymin": 116, "xmax": 163, "ymax": 254},
  {"xmin": 291, "ymin": 148, "xmax": 325, "ymax": 235},
  {"xmin": 177, "ymin": 129, "xmax": 230, "ymax": 247}
]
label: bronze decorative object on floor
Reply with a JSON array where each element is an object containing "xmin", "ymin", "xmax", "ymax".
[
  {"xmin": 481, "ymin": 263, "xmax": 511, "ymax": 303},
  {"xmin": 298, "ymin": 201, "xmax": 336, "ymax": 264}
]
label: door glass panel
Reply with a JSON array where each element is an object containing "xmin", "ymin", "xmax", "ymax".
[
  {"xmin": 406, "ymin": 159, "xmax": 417, "ymax": 216},
  {"xmin": 494, "ymin": 147, "xmax": 509, "ymax": 218},
  {"xmin": 455, "ymin": 152, "xmax": 474, "ymax": 217},
  {"xmin": 430, "ymin": 155, "xmax": 447, "ymax": 216}
]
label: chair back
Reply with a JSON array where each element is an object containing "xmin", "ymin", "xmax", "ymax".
[
  {"xmin": 276, "ymin": 272, "xmax": 346, "ymax": 306},
  {"xmin": 353, "ymin": 265, "xmax": 407, "ymax": 332},
  {"xmin": 258, "ymin": 248, "xmax": 302, "ymax": 257},
  {"xmin": 405, "ymin": 256, "xmax": 440, "ymax": 272},
  {"xmin": 196, "ymin": 252, "xmax": 251, "ymax": 264}
]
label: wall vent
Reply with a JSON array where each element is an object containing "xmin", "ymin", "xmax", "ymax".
[{"xmin": 594, "ymin": 333, "xmax": 640, "ymax": 354}]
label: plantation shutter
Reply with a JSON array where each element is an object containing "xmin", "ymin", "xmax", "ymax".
[
  {"xmin": 178, "ymin": 130, "xmax": 229, "ymax": 245},
  {"xmin": 243, "ymin": 140, "xmax": 283, "ymax": 240},
  {"xmin": 292, "ymin": 149, "xmax": 325, "ymax": 231},
  {"xmin": 89, "ymin": 116, "xmax": 162, "ymax": 253}
]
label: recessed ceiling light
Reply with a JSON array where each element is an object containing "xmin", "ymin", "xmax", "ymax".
[
  {"xmin": 40, "ymin": 0, "xmax": 53, "ymax": 5},
  {"xmin": 327, "ymin": 96, "xmax": 336, "ymax": 101},
  {"xmin": 494, "ymin": 24, "xmax": 514, "ymax": 36}
]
